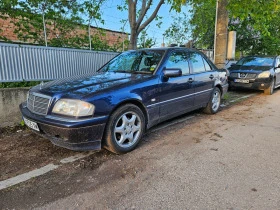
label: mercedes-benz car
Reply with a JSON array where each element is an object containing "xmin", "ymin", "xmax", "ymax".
[
  {"xmin": 20, "ymin": 47, "xmax": 228, "ymax": 154},
  {"xmin": 228, "ymin": 56, "xmax": 280, "ymax": 95}
]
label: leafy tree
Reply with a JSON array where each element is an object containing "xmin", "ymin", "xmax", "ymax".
[
  {"xmin": 164, "ymin": 12, "xmax": 191, "ymax": 46},
  {"xmin": 137, "ymin": 30, "xmax": 156, "ymax": 48},
  {"xmin": 81, "ymin": 0, "xmax": 105, "ymax": 50},
  {"xmin": 119, "ymin": 0, "xmax": 186, "ymax": 50},
  {"xmin": 188, "ymin": 0, "xmax": 215, "ymax": 49},
  {"xmin": 188, "ymin": 0, "xmax": 280, "ymax": 56},
  {"xmin": 0, "ymin": 0, "xmax": 84, "ymax": 47}
]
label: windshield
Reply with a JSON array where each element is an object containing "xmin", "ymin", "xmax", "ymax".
[
  {"xmin": 236, "ymin": 57, "xmax": 274, "ymax": 67},
  {"xmin": 101, "ymin": 50, "xmax": 164, "ymax": 74}
]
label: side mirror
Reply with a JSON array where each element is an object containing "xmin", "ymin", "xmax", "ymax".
[{"xmin": 163, "ymin": 69, "xmax": 182, "ymax": 78}]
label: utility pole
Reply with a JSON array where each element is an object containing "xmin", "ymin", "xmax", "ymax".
[{"xmin": 214, "ymin": 0, "xmax": 228, "ymax": 69}]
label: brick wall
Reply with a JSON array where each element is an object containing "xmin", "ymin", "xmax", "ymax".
[
  {"xmin": 0, "ymin": 16, "xmax": 128, "ymax": 47},
  {"xmin": 0, "ymin": 17, "xmax": 19, "ymax": 41}
]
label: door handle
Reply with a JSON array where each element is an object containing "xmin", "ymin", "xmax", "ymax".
[
  {"xmin": 188, "ymin": 78, "xmax": 194, "ymax": 83},
  {"xmin": 209, "ymin": 74, "xmax": 214, "ymax": 79}
]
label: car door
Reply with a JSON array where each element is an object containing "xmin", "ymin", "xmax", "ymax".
[
  {"xmin": 275, "ymin": 57, "xmax": 280, "ymax": 86},
  {"xmin": 189, "ymin": 52, "xmax": 216, "ymax": 106},
  {"xmin": 158, "ymin": 50, "xmax": 195, "ymax": 121}
]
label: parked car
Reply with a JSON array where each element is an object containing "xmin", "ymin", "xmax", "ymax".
[
  {"xmin": 20, "ymin": 47, "xmax": 228, "ymax": 154},
  {"xmin": 228, "ymin": 56, "xmax": 280, "ymax": 94}
]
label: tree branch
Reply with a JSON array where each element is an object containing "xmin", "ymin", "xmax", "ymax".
[
  {"xmin": 138, "ymin": 0, "xmax": 164, "ymax": 33},
  {"xmin": 136, "ymin": 0, "xmax": 151, "ymax": 30}
]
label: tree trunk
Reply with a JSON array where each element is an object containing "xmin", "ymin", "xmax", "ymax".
[
  {"xmin": 128, "ymin": 30, "xmax": 138, "ymax": 50},
  {"xmin": 214, "ymin": 0, "xmax": 228, "ymax": 69}
]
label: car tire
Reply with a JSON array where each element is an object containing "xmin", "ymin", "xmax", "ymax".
[
  {"xmin": 203, "ymin": 87, "xmax": 221, "ymax": 114},
  {"xmin": 103, "ymin": 104, "xmax": 145, "ymax": 154},
  {"xmin": 264, "ymin": 79, "xmax": 275, "ymax": 95}
]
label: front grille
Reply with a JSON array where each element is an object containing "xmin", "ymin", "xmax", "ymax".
[
  {"xmin": 230, "ymin": 73, "xmax": 238, "ymax": 77},
  {"xmin": 27, "ymin": 92, "xmax": 51, "ymax": 115},
  {"xmin": 230, "ymin": 73, "xmax": 257, "ymax": 79}
]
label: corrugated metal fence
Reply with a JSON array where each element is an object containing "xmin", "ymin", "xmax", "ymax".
[{"xmin": 0, "ymin": 43, "xmax": 118, "ymax": 82}]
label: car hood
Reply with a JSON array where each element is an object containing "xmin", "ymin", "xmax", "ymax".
[
  {"xmin": 32, "ymin": 71, "xmax": 152, "ymax": 98},
  {"xmin": 228, "ymin": 65, "xmax": 272, "ymax": 73}
]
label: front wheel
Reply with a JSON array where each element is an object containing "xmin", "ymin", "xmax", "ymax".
[
  {"xmin": 264, "ymin": 79, "xmax": 275, "ymax": 95},
  {"xmin": 103, "ymin": 104, "xmax": 145, "ymax": 154},
  {"xmin": 203, "ymin": 87, "xmax": 221, "ymax": 114}
]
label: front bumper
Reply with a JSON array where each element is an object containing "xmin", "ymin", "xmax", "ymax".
[
  {"xmin": 229, "ymin": 77, "xmax": 272, "ymax": 90},
  {"xmin": 20, "ymin": 103, "xmax": 108, "ymax": 151}
]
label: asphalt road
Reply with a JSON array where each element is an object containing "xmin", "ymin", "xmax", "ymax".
[{"xmin": 1, "ymin": 89, "xmax": 280, "ymax": 209}]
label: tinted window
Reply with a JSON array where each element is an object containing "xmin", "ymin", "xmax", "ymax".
[
  {"xmin": 190, "ymin": 53, "xmax": 205, "ymax": 73},
  {"xmin": 203, "ymin": 59, "xmax": 212, "ymax": 71},
  {"xmin": 166, "ymin": 51, "xmax": 190, "ymax": 75}
]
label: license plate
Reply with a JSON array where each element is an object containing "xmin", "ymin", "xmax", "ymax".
[
  {"xmin": 23, "ymin": 117, "xmax": 40, "ymax": 131},
  {"xmin": 234, "ymin": 79, "xmax": 249, "ymax": 84}
]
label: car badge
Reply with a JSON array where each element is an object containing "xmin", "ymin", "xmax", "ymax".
[
  {"xmin": 40, "ymin": 81, "xmax": 44, "ymax": 90},
  {"xmin": 240, "ymin": 73, "xmax": 246, "ymax": 78}
]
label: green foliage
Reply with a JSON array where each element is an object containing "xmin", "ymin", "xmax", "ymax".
[
  {"xmin": 168, "ymin": 0, "xmax": 187, "ymax": 12},
  {"xmin": 137, "ymin": 30, "xmax": 156, "ymax": 49},
  {"xmin": 188, "ymin": 0, "xmax": 216, "ymax": 49},
  {"xmin": 20, "ymin": 120, "xmax": 25, "ymax": 127},
  {"xmin": 188, "ymin": 0, "xmax": 280, "ymax": 55},
  {"xmin": 0, "ymin": 0, "xmax": 125, "ymax": 51},
  {"xmin": 0, "ymin": 81, "xmax": 41, "ymax": 88},
  {"xmin": 164, "ymin": 12, "xmax": 191, "ymax": 46}
]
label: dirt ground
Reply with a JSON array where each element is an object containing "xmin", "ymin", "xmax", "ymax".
[
  {"xmin": 2, "ymin": 89, "xmax": 279, "ymax": 209},
  {"xmin": 0, "ymin": 90, "xmax": 253, "ymax": 182}
]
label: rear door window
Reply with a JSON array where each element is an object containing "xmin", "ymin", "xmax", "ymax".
[
  {"xmin": 165, "ymin": 51, "xmax": 190, "ymax": 75},
  {"xmin": 190, "ymin": 53, "xmax": 206, "ymax": 73}
]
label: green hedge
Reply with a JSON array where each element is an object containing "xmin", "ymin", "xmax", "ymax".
[{"xmin": 0, "ymin": 81, "xmax": 42, "ymax": 88}]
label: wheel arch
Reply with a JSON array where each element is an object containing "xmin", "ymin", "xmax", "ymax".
[
  {"xmin": 108, "ymin": 99, "xmax": 149, "ymax": 130},
  {"xmin": 215, "ymin": 84, "xmax": 223, "ymax": 95}
]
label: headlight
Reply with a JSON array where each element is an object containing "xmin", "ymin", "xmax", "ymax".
[
  {"xmin": 258, "ymin": 71, "xmax": 270, "ymax": 78},
  {"xmin": 52, "ymin": 99, "xmax": 95, "ymax": 117}
]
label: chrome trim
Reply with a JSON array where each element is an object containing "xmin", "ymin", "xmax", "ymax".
[
  {"xmin": 27, "ymin": 92, "xmax": 52, "ymax": 115},
  {"xmin": 30, "ymin": 92, "xmax": 52, "ymax": 100},
  {"xmin": 147, "ymin": 88, "xmax": 212, "ymax": 108},
  {"xmin": 45, "ymin": 115, "xmax": 107, "ymax": 122}
]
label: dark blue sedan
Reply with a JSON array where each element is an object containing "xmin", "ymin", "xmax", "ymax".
[{"xmin": 20, "ymin": 47, "xmax": 228, "ymax": 154}]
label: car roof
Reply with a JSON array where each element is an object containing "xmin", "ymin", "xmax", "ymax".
[{"xmin": 128, "ymin": 47, "xmax": 201, "ymax": 53}]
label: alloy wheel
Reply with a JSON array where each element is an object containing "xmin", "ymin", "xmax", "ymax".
[
  {"xmin": 212, "ymin": 90, "xmax": 221, "ymax": 112},
  {"xmin": 114, "ymin": 111, "xmax": 142, "ymax": 148}
]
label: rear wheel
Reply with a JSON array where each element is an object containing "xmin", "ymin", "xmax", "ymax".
[
  {"xmin": 103, "ymin": 104, "xmax": 145, "ymax": 154},
  {"xmin": 203, "ymin": 87, "xmax": 221, "ymax": 114},
  {"xmin": 264, "ymin": 79, "xmax": 275, "ymax": 95}
]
